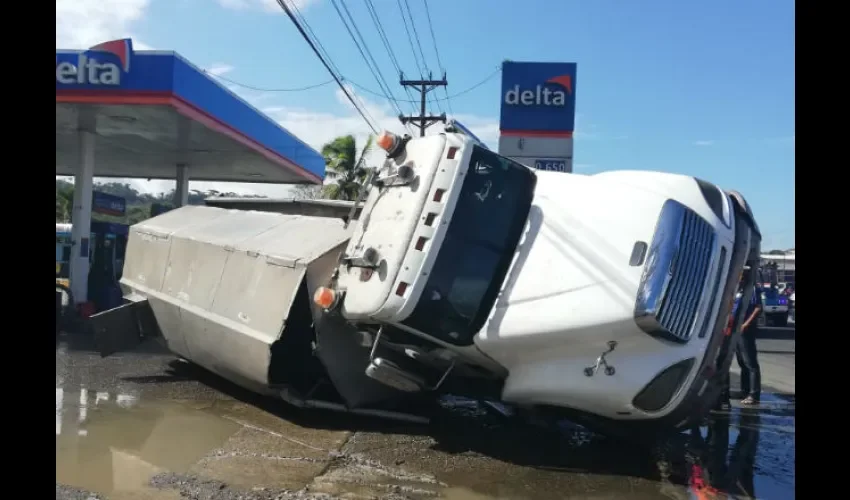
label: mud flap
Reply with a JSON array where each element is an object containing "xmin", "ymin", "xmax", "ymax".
[
  {"xmin": 313, "ymin": 314, "xmax": 408, "ymax": 408},
  {"xmin": 90, "ymin": 295, "xmax": 161, "ymax": 357}
]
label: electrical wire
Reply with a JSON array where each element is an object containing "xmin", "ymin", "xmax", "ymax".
[
  {"xmin": 363, "ymin": 0, "xmax": 419, "ymax": 115},
  {"xmin": 401, "ymin": 0, "xmax": 429, "ymax": 77},
  {"xmin": 330, "ymin": 0, "xmax": 411, "ymax": 132},
  {"xmin": 399, "ymin": 0, "xmax": 442, "ymax": 114},
  {"xmin": 207, "ymin": 73, "xmax": 334, "ymax": 92},
  {"xmin": 351, "ymin": 66, "xmax": 502, "ymax": 103},
  {"xmin": 395, "ymin": 0, "xmax": 425, "ymax": 77},
  {"xmin": 284, "ymin": 0, "xmax": 380, "ymax": 130},
  {"xmin": 421, "ymin": 0, "xmax": 454, "ymax": 117},
  {"xmin": 287, "ymin": 0, "xmax": 343, "ymax": 78},
  {"xmin": 274, "ymin": 0, "xmax": 378, "ymax": 133},
  {"xmin": 209, "ymin": 66, "xmax": 502, "ymax": 106}
]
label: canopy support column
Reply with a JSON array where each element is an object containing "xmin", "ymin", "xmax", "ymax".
[
  {"xmin": 174, "ymin": 115, "xmax": 190, "ymax": 207},
  {"xmin": 175, "ymin": 164, "xmax": 189, "ymax": 207},
  {"xmin": 69, "ymin": 110, "xmax": 96, "ymax": 305}
]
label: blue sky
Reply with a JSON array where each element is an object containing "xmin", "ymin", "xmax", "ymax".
[{"xmin": 56, "ymin": 0, "xmax": 795, "ymax": 249}]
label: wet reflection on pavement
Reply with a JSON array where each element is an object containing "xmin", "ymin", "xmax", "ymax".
[{"xmin": 56, "ymin": 335, "xmax": 795, "ymax": 499}]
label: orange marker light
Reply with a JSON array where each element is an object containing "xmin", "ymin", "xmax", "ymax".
[
  {"xmin": 376, "ymin": 131, "xmax": 397, "ymax": 152},
  {"xmin": 313, "ymin": 286, "xmax": 337, "ymax": 309}
]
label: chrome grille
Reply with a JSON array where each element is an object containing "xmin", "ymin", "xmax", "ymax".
[
  {"xmin": 656, "ymin": 210, "xmax": 716, "ymax": 340},
  {"xmin": 635, "ymin": 200, "xmax": 717, "ymax": 343}
]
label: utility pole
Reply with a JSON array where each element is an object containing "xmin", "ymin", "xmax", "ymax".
[{"xmin": 399, "ymin": 72, "xmax": 448, "ymax": 137}]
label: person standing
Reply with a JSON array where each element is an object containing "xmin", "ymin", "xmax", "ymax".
[{"xmin": 736, "ymin": 284, "xmax": 763, "ymax": 405}]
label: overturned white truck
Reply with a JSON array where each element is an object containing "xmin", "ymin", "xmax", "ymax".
[{"xmin": 93, "ymin": 126, "xmax": 762, "ymax": 437}]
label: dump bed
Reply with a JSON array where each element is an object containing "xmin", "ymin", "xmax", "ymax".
[{"xmin": 116, "ymin": 206, "xmax": 353, "ymax": 394}]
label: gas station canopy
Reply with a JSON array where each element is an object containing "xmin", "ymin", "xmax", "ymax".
[
  {"xmin": 56, "ymin": 39, "xmax": 325, "ymax": 184},
  {"xmin": 56, "ymin": 38, "xmax": 327, "ymax": 305}
]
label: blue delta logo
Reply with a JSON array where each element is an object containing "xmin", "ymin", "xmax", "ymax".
[{"xmin": 56, "ymin": 38, "xmax": 133, "ymax": 86}]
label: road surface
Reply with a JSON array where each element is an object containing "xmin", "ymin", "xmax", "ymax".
[{"xmin": 56, "ymin": 327, "xmax": 795, "ymax": 500}]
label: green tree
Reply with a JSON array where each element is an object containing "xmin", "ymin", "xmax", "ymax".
[
  {"xmin": 56, "ymin": 178, "xmax": 269, "ymax": 225},
  {"xmin": 290, "ymin": 184, "xmax": 322, "ymax": 200},
  {"xmin": 56, "ymin": 181, "xmax": 74, "ymax": 222},
  {"xmin": 320, "ymin": 134, "xmax": 373, "ymax": 201}
]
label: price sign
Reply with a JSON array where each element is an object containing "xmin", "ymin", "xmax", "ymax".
[{"xmin": 533, "ymin": 159, "xmax": 568, "ymax": 172}]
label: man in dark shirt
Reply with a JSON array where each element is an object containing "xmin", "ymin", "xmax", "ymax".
[{"xmin": 735, "ymin": 284, "xmax": 763, "ymax": 405}]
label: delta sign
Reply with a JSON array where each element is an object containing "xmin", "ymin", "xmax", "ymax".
[
  {"xmin": 499, "ymin": 61, "xmax": 577, "ymax": 136},
  {"xmin": 56, "ymin": 39, "xmax": 134, "ymax": 87}
]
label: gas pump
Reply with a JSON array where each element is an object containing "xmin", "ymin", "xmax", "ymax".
[
  {"xmin": 55, "ymin": 221, "xmax": 129, "ymax": 316},
  {"xmin": 87, "ymin": 221, "xmax": 128, "ymax": 311}
]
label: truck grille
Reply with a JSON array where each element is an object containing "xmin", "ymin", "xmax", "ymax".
[
  {"xmin": 635, "ymin": 200, "xmax": 717, "ymax": 343},
  {"xmin": 656, "ymin": 210, "xmax": 716, "ymax": 341}
]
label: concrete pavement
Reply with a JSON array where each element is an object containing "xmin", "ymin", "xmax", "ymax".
[{"xmin": 729, "ymin": 327, "xmax": 796, "ymax": 395}]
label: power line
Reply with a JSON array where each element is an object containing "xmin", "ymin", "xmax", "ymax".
[
  {"xmin": 285, "ymin": 0, "xmax": 380, "ymax": 130},
  {"xmin": 206, "ymin": 66, "xmax": 502, "ymax": 104},
  {"xmin": 398, "ymin": 0, "xmax": 443, "ymax": 114},
  {"xmin": 351, "ymin": 66, "xmax": 501, "ymax": 102},
  {"xmin": 287, "ymin": 0, "xmax": 343, "ymax": 77},
  {"xmin": 395, "ymin": 0, "xmax": 425, "ymax": 77},
  {"xmin": 329, "ymin": 0, "xmax": 406, "ymax": 122},
  {"xmin": 421, "ymin": 0, "xmax": 454, "ymax": 116},
  {"xmin": 363, "ymin": 0, "xmax": 419, "ymax": 115},
  {"xmin": 401, "ymin": 0, "xmax": 429, "ymax": 77},
  {"xmin": 335, "ymin": 0, "xmax": 416, "ymax": 134},
  {"xmin": 421, "ymin": 0, "xmax": 443, "ymax": 71},
  {"xmin": 274, "ymin": 0, "xmax": 378, "ymax": 133},
  {"xmin": 208, "ymin": 73, "xmax": 333, "ymax": 92}
]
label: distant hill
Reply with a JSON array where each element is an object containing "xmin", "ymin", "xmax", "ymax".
[{"xmin": 55, "ymin": 179, "xmax": 266, "ymax": 225}]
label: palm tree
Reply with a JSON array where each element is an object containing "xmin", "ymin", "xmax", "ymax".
[{"xmin": 320, "ymin": 134, "xmax": 373, "ymax": 201}]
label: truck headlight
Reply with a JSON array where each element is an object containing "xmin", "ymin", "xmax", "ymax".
[{"xmin": 695, "ymin": 178, "xmax": 732, "ymax": 228}]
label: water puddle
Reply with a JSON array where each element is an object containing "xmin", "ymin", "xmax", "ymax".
[
  {"xmin": 56, "ymin": 387, "xmax": 243, "ymax": 496},
  {"xmin": 55, "ymin": 384, "xmax": 794, "ymax": 500}
]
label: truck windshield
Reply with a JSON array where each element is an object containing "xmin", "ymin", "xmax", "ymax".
[{"xmin": 401, "ymin": 145, "xmax": 536, "ymax": 345}]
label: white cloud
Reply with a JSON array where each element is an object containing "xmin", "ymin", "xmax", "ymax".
[
  {"xmin": 216, "ymin": 0, "xmax": 318, "ymax": 14},
  {"xmin": 693, "ymin": 140, "xmax": 715, "ymax": 146},
  {"xmin": 56, "ymin": 0, "xmax": 151, "ymax": 49},
  {"xmin": 205, "ymin": 63, "xmax": 235, "ymax": 76},
  {"xmin": 573, "ymin": 163, "xmax": 596, "ymax": 171}
]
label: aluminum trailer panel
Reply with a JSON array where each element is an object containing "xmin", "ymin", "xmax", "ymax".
[{"xmin": 118, "ymin": 206, "xmax": 353, "ymax": 395}]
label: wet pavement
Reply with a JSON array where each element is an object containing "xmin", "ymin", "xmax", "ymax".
[{"xmin": 56, "ymin": 329, "xmax": 795, "ymax": 500}]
